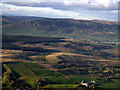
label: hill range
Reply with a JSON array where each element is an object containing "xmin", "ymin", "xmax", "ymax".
[{"xmin": 2, "ymin": 15, "xmax": 118, "ymax": 42}]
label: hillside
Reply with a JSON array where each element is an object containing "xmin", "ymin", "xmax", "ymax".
[{"xmin": 2, "ymin": 16, "xmax": 118, "ymax": 42}]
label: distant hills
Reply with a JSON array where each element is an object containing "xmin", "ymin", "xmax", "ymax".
[
  {"xmin": 1, "ymin": 15, "xmax": 45, "ymax": 25},
  {"xmin": 2, "ymin": 15, "xmax": 118, "ymax": 42}
]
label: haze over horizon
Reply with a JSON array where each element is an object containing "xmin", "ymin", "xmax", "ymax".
[{"xmin": 1, "ymin": 0, "xmax": 119, "ymax": 21}]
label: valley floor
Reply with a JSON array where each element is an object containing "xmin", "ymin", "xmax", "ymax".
[{"xmin": 2, "ymin": 35, "xmax": 120, "ymax": 89}]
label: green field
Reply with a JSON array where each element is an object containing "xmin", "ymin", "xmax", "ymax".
[{"xmin": 98, "ymin": 83, "xmax": 119, "ymax": 88}]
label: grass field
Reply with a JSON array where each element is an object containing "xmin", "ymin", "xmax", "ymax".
[
  {"xmin": 98, "ymin": 83, "xmax": 119, "ymax": 88},
  {"xmin": 44, "ymin": 84, "xmax": 79, "ymax": 88}
]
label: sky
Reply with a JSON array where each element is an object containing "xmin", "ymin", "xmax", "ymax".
[{"xmin": 1, "ymin": 0, "xmax": 120, "ymax": 21}]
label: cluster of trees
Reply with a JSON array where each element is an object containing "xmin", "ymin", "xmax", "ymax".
[{"xmin": 2, "ymin": 64, "xmax": 20, "ymax": 89}]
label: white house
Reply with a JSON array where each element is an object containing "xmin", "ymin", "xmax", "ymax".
[
  {"xmin": 81, "ymin": 81, "xmax": 93, "ymax": 88},
  {"xmin": 81, "ymin": 81, "xmax": 89, "ymax": 87}
]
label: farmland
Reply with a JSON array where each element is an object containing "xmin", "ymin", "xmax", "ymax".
[{"xmin": 2, "ymin": 35, "xmax": 120, "ymax": 89}]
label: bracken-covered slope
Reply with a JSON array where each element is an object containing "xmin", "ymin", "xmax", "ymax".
[{"xmin": 2, "ymin": 16, "xmax": 118, "ymax": 42}]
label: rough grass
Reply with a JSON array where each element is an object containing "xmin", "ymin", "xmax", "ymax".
[
  {"xmin": 46, "ymin": 52, "xmax": 93, "ymax": 63},
  {"xmin": 43, "ymin": 76, "xmax": 95, "ymax": 84},
  {"xmin": 33, "ymin": 69, "xmax": 63, "ymax": 76},
  {"xmin": 5, "ymin": 62, "xmax": 63, "ymax": 77},
  {"xmin": 68, "ymin": 76, "xmax": 96, "ymax": 83},
  {"xmin": 44, "ymin": 84, "xmax": 79, "ymax": 88},
  {"xmin": 23, "ymin": 62, "xmax": 45, "ymax": 69},
  {"xmin": 6, "ymin": 62, "xmax": 37, "ymax": 77},
  {"xmin": 19, "ymin": 77, "xmax": 39, "ymax": 87},
  {"xmin": 98, "ymin": 83, "xmax": 119, "ymax": 88}
]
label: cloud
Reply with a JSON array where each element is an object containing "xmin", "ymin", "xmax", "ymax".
[
  {"xmin": 1, "ymin": 3, "xmax": 98, "ymax": 20},
  {"xmin": 2, "ymin": 0, "xmax": 119, "ymax": 11},
  {"xmin": 62, "ymin": 0, "xmax": 119, "ymax": 11},
  {"xmin": 1, "ymin": 0, "xmax": 118, "ymax": 21}
]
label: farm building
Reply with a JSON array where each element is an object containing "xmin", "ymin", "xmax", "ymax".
[{"xmin": 80, "ymin": 81, "xmax": 94, "ymax": 88}]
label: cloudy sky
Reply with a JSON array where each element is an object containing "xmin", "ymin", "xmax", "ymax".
[{"xmin": 1, "ymin": 0, "xmax": 119, "ymax": 21}]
